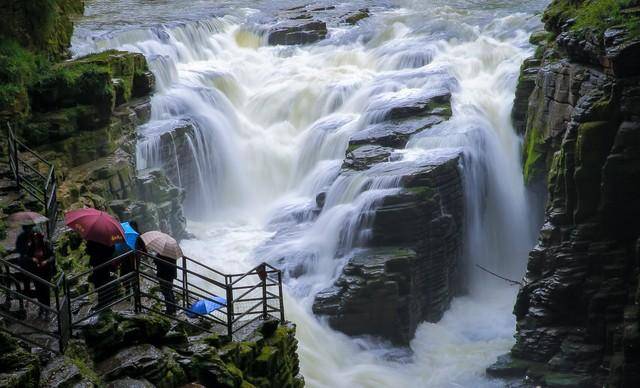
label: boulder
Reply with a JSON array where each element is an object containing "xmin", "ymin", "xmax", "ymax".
[
  {"xmin": 97, "ymin": 344, "xmax": 186, "ymax": 387},
  {"xmin": 267, "ymin": 20, "xmax": 327, "ymax": 46},
  {"xmin": 342, "ymin": 9, "xmax": 370, "ymax": 25},
  {"xmin": 40, "ymin": 356, "xmax": 95, "ymax": 388}
]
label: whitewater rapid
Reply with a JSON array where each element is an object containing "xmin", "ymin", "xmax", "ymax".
[{"xmin": 72, "ymin": 1, "xmax": 547, "ymax": 386}]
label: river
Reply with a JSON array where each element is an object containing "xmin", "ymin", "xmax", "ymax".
[{"xmin": 72, "ymin": 1, "xmax": 548, "ymax": 386}]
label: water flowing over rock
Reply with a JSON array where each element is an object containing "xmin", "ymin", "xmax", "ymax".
[
  {"xmin": 313, "ymin": 155, "xmax": 464, "ymax": 344},
  {"xmin": 312, "ymin": 85, "xmax": 463, "ymax": 344}
]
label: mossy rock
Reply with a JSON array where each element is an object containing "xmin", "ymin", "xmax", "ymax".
[{"xmin": 0, "ymin": 331, "xmax": 40, "ymax": 387}]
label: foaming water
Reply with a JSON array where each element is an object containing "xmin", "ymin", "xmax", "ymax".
[{"xmin": 73, "ymin": 0, "xmax": 547, "ymax": 386}]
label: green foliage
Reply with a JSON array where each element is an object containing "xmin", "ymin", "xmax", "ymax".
[
  {"xmin": 544, "ymin": 0, "xmax": 640, "ymax": 38},
  {"xmin": 0, "ymin": 39, "xmax": 48, "ymax": 116}
]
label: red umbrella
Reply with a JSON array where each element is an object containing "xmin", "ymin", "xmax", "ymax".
[
  {"xmin": 64, "ymin": 208, "xmax": 125, "ymax": 246},
  {"xmin": 8, "ymin": 211, "xmax": 48, "ymax": 226}
]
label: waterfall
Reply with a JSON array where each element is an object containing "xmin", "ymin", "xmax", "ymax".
[{"xmin": 72, "ymin": 1, "xmax": 548, "ymax": 386}]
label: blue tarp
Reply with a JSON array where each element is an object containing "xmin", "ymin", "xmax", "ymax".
[
  {"xmin": 114, "ymin": 222, "xmax": 139, "ymax": 255},
  {"xmin": 187, "ymin": 296, "xmax": 227, "ymax": 318}
]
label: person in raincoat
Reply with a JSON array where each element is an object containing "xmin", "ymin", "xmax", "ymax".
[{"xmin": 119, "ymin": 221, "xmax": 145, "ymax": 294}]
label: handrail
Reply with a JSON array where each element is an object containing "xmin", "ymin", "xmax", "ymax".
[
  {"xmin": 2, "ymin": 230, "xmax": 284, "ymax": 352},
  {"xmin": 6, "ymin": 122, "xmax": 59, "ymax": 239}
]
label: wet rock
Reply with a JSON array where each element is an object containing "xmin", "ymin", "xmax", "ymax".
[
  {"xmin": 486, "ymin": 354, "xmax": 534, "ymax": 378},
  {"xmin": 40, "ymin": 356, "xmax": 93, "ymax": 388},
  {"xmin": 367, "ymin": 88, "xmax": 452, "ymax": 122},
  {"xmin": 342, "ymin": 9, "xmax": 370, "ymax": 25},
  {"xmin": 106, "ymin": 378, "xmax": 154, "ymax": 388},
  {"xmin": 314, "ymin": 154, "xmax": 464, "ymax": 344},
  {"xmin": 348, "ymin": 115, "xmax": 445, "ymax": 149},
  {"xmin": 603, "ymin": 28, "xmax": 640, "ymax": 78},
  {"xmin": 342, "ymin": 145, "xmax": 394, "ymax": 171},
  {"xmin": 267, "ymin": 20, "xmax": 328, "ymax": 46},
  {"xmin": 97, "ymin": 344, "xmax": 186, "ymax": 387},
  {"xmin": 508, "ymin": 7, "xmax": 640, "ymax": 386},
  {"xmin": 0, "ymin": 331, "xmax": 40, "ymax": 387}
]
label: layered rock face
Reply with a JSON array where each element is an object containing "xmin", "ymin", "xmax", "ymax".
[
  {"xmin": 312, "ymin": 88, "xmax": 465, "ymax": 345},
  {"xmin": 22, "ymin": 50, "xmax": 187, "ymax": 239},
  {"xmin": 490, "ymin": 1, "xmax": 640, "ymax": 386}
]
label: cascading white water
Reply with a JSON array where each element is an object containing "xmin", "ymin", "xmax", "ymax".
[{"xmin": 72, "ymin": 1, "xmax": 548, "ymax": 386}]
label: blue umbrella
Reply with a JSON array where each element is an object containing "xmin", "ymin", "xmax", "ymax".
[
  {"xmin": 187, "ymin": 296, "xmax": 227, "ymax": 318},
  {"xmin": 114, "ymin": 222, "xmax": 139, "ymax": 255}
]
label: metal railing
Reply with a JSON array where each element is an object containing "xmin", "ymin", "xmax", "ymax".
[
  {"xmin": 0, "ymin": 256, "xmax": 70, "ymax": 353},
  {"xmin": 0, "ymin": 250, "xmax": 285, "ymax": 353},
  {"xmin": 6, "ymin": 123, "xmax": 58, "ymax": 238},
  {"xmin": 67, "ymin": 249, "xmax": 285, "ymax": 338}
]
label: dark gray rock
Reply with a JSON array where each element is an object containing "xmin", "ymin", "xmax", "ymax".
[
  {"xmin": 342, "ymin": 9, "xmax": 370, "ymax": 25},
  {"xmin": 106, "ymin": 378, "xmax": 154, "ymax": 388},
  {"xmin": 97, "ymin": 344, "xmax": 185, "ymax": 386},
  {"xmin": 268, "ymin": 20, "xmax": 328, "ymax": 46},
  {"xmin": 342, "ymin": 145, "xmax": 394, "ymax": 171},
  {"xmin": 40, "ymin": 356, "xmax": 94, "ymax": 388},
  {"xmin": 349, "ymin": 116, "xmax": 445, "ymax": 149},
  {"xmin": 313, "ymin": 154, "xmax": 464, "ymax": 344},
  {"xmin": 367, "ymin": 88, "xmax": 451, "ymax": 122}
]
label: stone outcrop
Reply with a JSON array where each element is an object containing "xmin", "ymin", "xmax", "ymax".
[
  {"xmin": 489, "ymin": 1, "xmax": 640, "ymax": 386},
  {"xmin": 3, "ymin": 311, "xmax": 304, "ymax": 388},
  {"xmin": 267, "ymin": 6, "xmax": 328, "ymax": 46},
  {"xmin": 313, "ymin": 86, "xmax": 464, "ymax": 344},
  {"xmin": 266, "ymin": 4, "xmax": 372, "ymax": 46},
  {"xmin": 19, "ymin": 50, "xmax": 188, "ymax": 239}
]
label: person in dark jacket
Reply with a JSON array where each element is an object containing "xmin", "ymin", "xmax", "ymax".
[
  {"xmin": 15, "ymin": 224, "xmax": 37, "ymax": 298},
  {"xmin": 26, "ymin": 232, "xmax": 55, "ymax": 319},
  {"xmin": 119, "ymin": 221, "xmax": 145, "ymax": 295},
  {"xmin": 86, "ymin": 240, "xmax": 115, "ymax": 308},
  {"xmin": 154, "ymin": 254, "xmax": 177, "ymax": 315}
]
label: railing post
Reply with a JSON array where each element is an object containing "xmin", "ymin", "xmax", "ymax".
[
  {"xmin": 182, "ymin": 256, "xmax": 188, "ymax": 308},
  {"xmin": 64, "ymin": 275, "xmax": 72, "ymax": 330},
  {"xmin": 8, "ymin": 124, "xmax": 20, "ymax": 188},
  {"xmin": 262, "ymin": 277, "xmax": 268, "ymax": 321},
  {"xmin": 226, "ymin": 282, "xmax": 233, "ymax": 338},
  {"xmin": 134, "ymin": 252, "xmax": 142, "ymax": 313},
  {"xmin": 54, "ymin": 279, "xmax": 63, "ymax": 353},
  {"xmin": 277, "ymin": 271, "xmax": 285, "ymax": 322}
]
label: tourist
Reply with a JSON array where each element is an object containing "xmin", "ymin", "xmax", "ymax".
[
  {"xmin": 15, "ymin": 224, "xmax": 37, "ymax": 297},
  {"xmin": 120, "ymin": 221, "xmax": 145, "ymax": 294},
  {"xmin": 26, "ymin": 232, "xmax": 55, "ymax": 319},
  {"xmin": 86, "ymin": 240, "xmax": 115, "ymax": 308},
  {"xmin": 154, "ymin": 253, "xmax": 177, "ymax": 315}
]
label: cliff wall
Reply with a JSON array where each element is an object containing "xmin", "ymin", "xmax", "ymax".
[{"xmin": 489, "ymin": 1, "xmax": 640, "ymax": 386}]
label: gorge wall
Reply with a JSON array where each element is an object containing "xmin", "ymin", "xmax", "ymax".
[{"xmin": 489, "ymin": 1, "xmax": 640, "ymax": 386}]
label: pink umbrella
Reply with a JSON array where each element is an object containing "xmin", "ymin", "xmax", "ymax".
[
  {"xmin": 8, "ymin": 211, "xmax": 48, "ymax": 226},
  {"xmin": 64, "ymin": 208, "xmax": 125, "ymax": 246}
]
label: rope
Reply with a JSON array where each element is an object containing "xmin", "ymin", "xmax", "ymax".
[{"xmin": 474, "ymin": 264, "xmax": 522, "ymax": 286}]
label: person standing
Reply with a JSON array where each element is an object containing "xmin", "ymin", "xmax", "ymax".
[
  {"xmin": 119, "ymin": 221, "xmax": 145, "ymax": 294},
  {"xmin": 154, "ymin": 253, "xmax": 177, "ymax": 315},
  {"xmin": 27, "ymin": 232, "xmax": 55, "ymax": 319},
  {"xmin": 15, "ymin": 224, "xmax": 37, "ymax": 298},
  {"xmin": 86, "ymin": 240, "xmax": 115, "ymax": 308}
]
